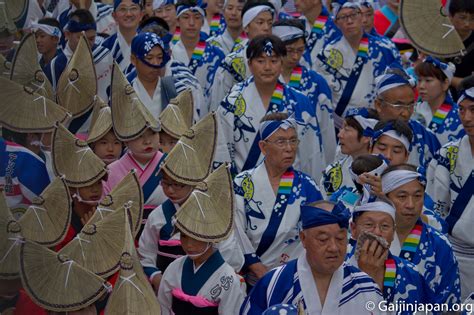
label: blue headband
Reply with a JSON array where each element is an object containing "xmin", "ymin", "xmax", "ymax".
[
  {"xmin": 423, "ymin": 56, "xmax": 455, "ymax": 83},
  {"xmin": 301, "ymin": 201, "xmax": 350, "ymax": 230},
  {"xmin": 114, "ymin": 0, "xmax": 140, "ymax": 10},
  {"xmin": 131, "ymin": 32, "xmax": 170, "ymax": 68},
  {"xmin": 375, "ymin": 63, "xmax": 416, "ymax": 96},
  {"xmin": 176, "ymin": 0, "xmax": 207, "ymax": 17},
  {"xmin": 66, "ymin": 20, "xmax": 97, "ymax": 32},
  {"xmin": 345, "ymin": 108, "xmax": 379, "ymax": 137},
  {"xmin": 457, "ymin": 87, "xmax": 474, "ymax": 105},
  {"xmin": 259, "ymin": 118, "xmax": 297, "ymax": 140}
]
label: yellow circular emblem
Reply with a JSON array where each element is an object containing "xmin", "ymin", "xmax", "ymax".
[
  {"xmin": 327, "ymin": 49, "xmax": 344, "ymax": 70},
  {"xmin": 231, "ymin": 57, "xmax": 245, "ymax": 77},
  {"xmin": 328, "ymin": 165, "xmax": 343, "ymax": 191},
  {"xmin": 242, "ymin": 176, "xmax": 254, "ymax": 200},
  {"xmin": 446, "ymin": 145, "xmax": 459, "ymax": 174},
  {"xmin": 234, "ymin": 95, "xmax": 246, "ymax": 117}
]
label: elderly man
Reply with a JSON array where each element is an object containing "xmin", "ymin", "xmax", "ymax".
[
  {"xmin": 241, "ymin": 200, "xmax": 383, "ymax": 314},
  {"xmin": 234, "ymin": 113, "xmax": 322, "ymax": 286}
]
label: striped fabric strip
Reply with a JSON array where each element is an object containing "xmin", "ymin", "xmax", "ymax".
[
  {"xmin": 289, "ymin": 66, "xmax": 302, "ymax": 88},
  {"xmin": 270, "ymin": 83, "xmax": 284, "ymax": 107},
  {"xmin": 277, "ymin": 170, "xmax": 295, "ymax": 195},
  {"xmin": 383, "ymin": 258, "xmax": 396, "ymax": 287},
  {"xmin": 357, "ymin": 36, "xmax": 369, "ymax": 57},
  {"xmin": 312, "ymin": 14, "xmax": 328, "ymax": 34},
  {"xmin": 401, "ymin": 223, "xmax": 422, "ymax": 252},
  {"xmin": 431, "ymin": 103, "xmax": 452, "ymax": 125}
]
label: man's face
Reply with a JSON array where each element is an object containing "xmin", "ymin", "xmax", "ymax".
[
  {"xmin": 374, "ymin": 85, "xmax": 415, "ymax": 121},
  {"xmin": 248, "ymin": 52, "xmax": 282, "ymax": 85},
  {"xmin": 459, "ymin": 98, "xmax": 474, "ymax": 138},
  {"xmin": 244, "ymin": 11, "xmax": 273, "ymax": 39},
  {"xmin": 65, "ymin": 29, "xmax": 96, "ymax": 51},
  {"xmin": 113, "ymin": 0, "xmax": 143, "ymax": 30},
  {"xmin": 294, "ymin": 0, "xmax": 321, "ymax": 14},
  {"xmin": 335, "ymin": 8, "xmax": 363, "ymax": 39},
  {"xmin": 131, "ymin": 45, "xmax": 165, "ymax": 82},
  {"xmin": 154, "ymin": 4, "xmax": 177, "ymax": 30},
  {"xmin": 371, "ymin": 135, "xmax": 409, "ymax": 165},
  {"xmin": 178, "ymin": 10, "xmax": 204, "ymax": 39},
  {"xmin": 259, "ymin": 127, "xmax": 298, "ymax": 171},
  {"xmin": 34, "ymin": 30, "xmax": 59, "ymax": 55},
  {"xmin": 352, "ymin": 211, "xmax": 395, "ymax": 245},
  {"xmin": 360, "ymin": 5, "xmax": 374, "ymax": 33},
  {"xmin": 387, "ymin": 180, "xmax": 424, "ymax": 231},
  {"xmin": 224, "ymin": 0, "xmax": 244, "ymax": 30},
  {"xmin": 338, "ymin": 120, "xmax": 369, "ymax": 156},
  {"xmin": 283, "ymin": 38, "xmax": 305, "ymax": 69},
  {"xmin": 450, "ymin": 11, "xmax": 474, "ymax": 39}
]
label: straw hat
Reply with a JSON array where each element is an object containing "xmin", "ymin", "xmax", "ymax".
[
  {"xmin": 159, "ymin": 104, "xmax": 189, "ymax": 139},
  {"xmin": 169, "ymin": 88, "xmax": 194, "ymax": 128},
  {"xmin": 0, "ymin": 188, "xmax": 22, "ymax": 280},
  {"xmin": 19, "ymin": 240, "xmax": 109, "ymax": 312},
  {"xmin": 110, "ymin": 62, "xmax": 160, "ymax": 141},
  {"xmin": 0, "ymin": 53, "xmax": 11, "ymax": 79},
  {"xmin": 10, "ymin": 33, "xmax": 54, "ymax": 100},
  {"xmin": 104, "ymin": 215, "xmax": 161, "ymax": 314},
  {"xmin": 88, "ymin": 170, "xmax": 144, "ymax": 238},
  {"xmin": 19, "ymin": 177, "xmax": 72, "ymax": 247},
  {"xmin": 174, "ymin": 164, "xmax": 234, "ymax": 243},
  {"xmin": 52, "ymin": 123, "xmax": 107, "ymax": 188},
  {"xmin": 4, "ymin": 0, "xmax": 27, "ymax": 29},
  {"xmin": 59, "ymin": 206, "xmax": 130, "ymax": 278},
  {"xmin": 160, "ymin": 112, "xmax": 217, "ymax": 185},
  {"xmin": 0, "ymin": 2, "xmax": 17, "ymax": 34},
  {"xmin": 86, "ymin": 97, "xmax": 113, "ymax": 144},
  {"xmin": 399, "ymin": 0, "xmax": 465, "ymax": 58},
  {"xmin": 57, "ymin": 34, "xmax": 98, "ymax": 118},
  {"xmin": 0, "ymin": 77, "xmax": 71, "ymax": 133}
]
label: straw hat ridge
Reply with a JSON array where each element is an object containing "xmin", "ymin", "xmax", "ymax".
[
  {"xmin": 10, "ymin": 33, "xmax": 54, "ymax": 100},
  {"xmin": 87, "ymin": 97, "xmax": 113, "ymax": 144},
  {"xmin": 19, "ymin": 177, "xmax": 72, "ymax": 247},
  {"xmin": 110, "ymin": 62, "xmax": 160, "ymax": 141},
  {"xmin": 399, "ymin": 0, "xmax": 465, "ymax": 58},
  {"xmin": 160, "ymin": 112, "xmax": 217, "ymax": 186},
  {"xmin": 59, "ymin": 206, "xmax": 130, "ymax": 278},
  {"xmin": 169, "ymin": 88, "xmax": 194, "ymax": 127},
  {"xmin": 175, "ymin": 164, "xmax": 234, "ymax": 243},
  {"xmin": 0, "ymin": 188, "xmax": 22, "ymax": 279},
  {"xmin": 0, "ymin": 53, "xmax": 11, "ymax": 79},
  {"xmin": 4, "ymin": 0, "xmax": 27, "ymax": 29},
  {"xmin": 19, "ymin": 240, "xmax": 109, "ymax": 312},
  {"xmin": 104, "ymin": 215, "xmax": 161, "ymax": 314},
  {"xmin": 52, "ymin": 123, "xmax": 107, "ymax": 188},
  {"xmin": 0, "ymin": 2, "xmax": 17, "ymax": 34},
  {"xmin": 89, "ymin": 170, "xmax": 143, "ymax": 238},
  {"xmin": 159, "ymin": 104, "xmax": 189, "ymax": 140},
  {"xmin": 57, "ymin": 35, "xmax": 98, "ymax": 118},
  {"xmin": 0, "ymin": 77, "xmax": 71, "ymax": 133}
]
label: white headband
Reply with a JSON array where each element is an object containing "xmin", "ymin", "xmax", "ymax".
[
  {"xmin": 353, "ymin": 116, "xmax": 378, "ymax": 134},
  {"xmin": 382, "ymin": 170, "xmax": 423, "ymax": 194},
  {"xmin": 353, "ymin": 201, "xmax": 396, "ymax": 221},
  {"xmin": 177, "ymin": 6, "xmax": 206, "ymax": 18},
  {"xmin": 380, "ymin": 130, "xmax": 411, "ymax": 152},
  {"xmin": 272, "ymin": 25, "xmax": 304, "ymax": 42},
  {"xmin": 349, "ymin": 157, "xmax": 388, "ymax": 204},
  {"xmin": 31, "ymin": 22, "xmax": 61, "ymax": 38},
  {"xmin": 242, "ymin": 5, "xmax": 274, "ymax": 28}
]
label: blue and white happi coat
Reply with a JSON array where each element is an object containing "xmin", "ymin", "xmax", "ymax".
[
  {"xmin": 171, "ymin": 35, "xmax": 225, "ymax": 110},
  {"xmin": 390, "ymin": 219, "xmax": 461, "ymax": 305},
  {"xmin": 320, "ymin": 155, "xmax": 355, "ymax": 199},
  {"xmin": 427, "ymin": 135, "xmax": 474, "ymax": 299},
  {"xmin": 214, "ymin": 77, "xmax": 327, "ymax": 181},
  {"xmin": 240, "ymin": 253, "xmax": 384, "ymax": 315},
  {"xmin": 58, "ymin": 2, "xmax": 116, "ymax": 37},
  {"xmin": 369, "ymin": 28, "xmax": 401, "ymax": 64},
  {"xmin": 413, "ymin": 95, "xmax": 465, "ymax": 146},
  {"xmin": 408, "ymin": 119, "xmax": 441, "ymax": 171},
  {"xmin": 281, "ymin": 65, "xmax": 337, "ymax": 165},
  {"xmin": 234, "ymin": 164, "xmax": 322, "ymax": 270},
  {"xmin": 100, "ymin": 31, "xmax": 135, "ymax": 75}
]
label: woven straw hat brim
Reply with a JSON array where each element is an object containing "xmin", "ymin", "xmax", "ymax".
[
  {"xmin": 52, "ymin": 123, "xmax": 107, "ymax": 188},
  {"xmin": 88, "ymin": 170, "xmax": 143, "ymax": 238},
  {"xmin": 0, "ymin": 189, "xmax": 22, "ymax": 279},
  {"xmin": 0, "ymin": 54, "xmax": 11, "ymax": 79},
  {"xmin": 175, "ymin": 164, "xmax": 234, "ymax": 243},
  {"xmin": 20, "ymin": 240, "xmax": 108, "ymax": 312},
  {"xmin": 159, "ymin": 104, "xmax": 188, "ymax": 139},
  {"xmin": 19, "ymin": 177, "xmax": 71, "ymax": 247},
  {"xmin": 86, "ymin": 97, "xmax": 113, "ymax": 144},
  {"xmin": 169, "ymin": 88, "xmax": 194, "ymax": 128},
  {"xmin": 110, "ymin": 62, "xmax": 160, "ymax": 141},
  {"xmin": 57, "ymin": 35, "xmax": 97, "ymax": 117},
  {"xmin": 160, "ymin": 112, "xmax": 217, "ymax": 186},
  {"xmin": 10, "ymin": 33, "xmax": 54, "ymax": 100},
  {"xmin": 0, "ymin": 78, "xmax": 71, "ymax": 133},
  {"xmin": 4, "ymin": 0, "xmax": 27, "ymax": 29},
  {"xmin": 59, "ymin": 206, "xmax": 129, "ymax": 278},
  {"xmin": 399, "ymin": 0, "xmax": 465, "ymax": 58},
  {"xmin": 0, "ymin": 2, "xmax": 17, "ymax": 33},
  {"xmin": 104, "ymin": 215, "xmax": 161, "ymax": 314}
]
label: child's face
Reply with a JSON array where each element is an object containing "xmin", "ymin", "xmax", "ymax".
[
  {"xmin": 92, "ymin": 131, "xmax": 122, "ymax": 164},
  {"xmin": 450, "ymin": 11, "xmax": 474, "ymax": 37},
  {"xmin": 77, "ymin": 180, "xmax": 103, "ymax": 203},
  {"xmin": 161, "ymin": 172, "xmax": 194, "ymax": 205},
  {"xmin": 126, "ymin": 129, "xmax": 160, "ymax": 161},
  {"xmin": 180, "ymin": 233, "xmax": 210, "ymax": 260},
  {"xmin": 159, "ymin": 131, "xmax": 178, "ymax": 154}
]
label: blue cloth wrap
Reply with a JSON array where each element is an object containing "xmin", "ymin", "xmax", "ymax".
[
  {"xmin": 301, "ymin": 201, "xmax": 350, "ymax": 230},
  {"xmin": 131, "ymin": 32, "xmax": 170, "ymax": 68}
]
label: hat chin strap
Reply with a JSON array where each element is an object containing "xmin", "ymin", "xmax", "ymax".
[
  {"xmin": 73, "ymin": 189, "xmax": 99, "ymax": 206},
  {"xmin": 186, "ymin": 242, "xmax": 212, "ymax": 259}
]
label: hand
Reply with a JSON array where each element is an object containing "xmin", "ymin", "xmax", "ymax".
[
  {"xmin": 80, "ymin": 209, "xmax": 95, "ymax": 226},
  {"xmin": 359, "ymin": 173, "xmax": 384, "ymax": 197},
  {"xmin": 248, "ymin": 262, "xmax": 268, "ymax": 280},
  {"xmin": 357, "ymin": 239, "xmax": 388, "ymax": 288},
  {"xmin": 151, "ymin": 273, "xmax": 163, "ymax": 294}
]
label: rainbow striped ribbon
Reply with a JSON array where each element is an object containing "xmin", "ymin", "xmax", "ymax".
[
  {"xmin": 312, "ymin": 14, "xmax": 328, "ymax": 35},
  {"xmin": 235, "ymin": 32, "xmax": 247, "ymax": 44},
  {"xmin": 210, "ymin": 14, "xmax": 221, "ymax": 35},
  {"xmin": 270, "ymin": 83, "xmax": 284, "ymax": 108},
  {"xmin": 191, "ymin": 40, "xmax": 206, "ymax": 61},
  {"xmin": 289, "ymin": 67, "xmax": 302, "ymax": 88},
  {"xmin": 357, "ymin": 36, "xmax": 369, "ymax": 58},
  {"xmin": 383, "ymin": 258, "xmax": 396, "ymax": 287},
  {"xmin": 401, "ymin": 223, "xmax": 423, "ymax": 253},
  {"xmin": 277, "ymin": 170, "xmax": 295, "ymax": 195},
  {"xmin": 172, "ymin": 27, "xmax": 181, "ymax": 45},
  {"xmin": 431, "ymin": 103, "xmax": 452, "ymax": 126}
]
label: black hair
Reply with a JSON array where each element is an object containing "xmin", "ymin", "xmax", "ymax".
[
  {"xmin": 68, "ymin": 9, "xmax": 96, "ymax": 25},
  {"xmin": 272, "ymin": 18, "xmax": 306, "ymax": 45},
  {"xmin": 351, "ymin": 154, "xmax": 385, "ymax": 194},
  {"xmin": 449, "ymin": 0, "xmax": 474, "ymax": 16},
  {"xmin": 373, "ymin": 119, "xmax": 413, "ymax": 145},
  {"xmin": 344, "ymin": 108, "xmax": 378, "ymax": 140},
  {"xmin": 241, "ymin": 0, "xmax": 275, "ymax": 18},
  {"xmin": 139, "ymin": 16, "xmax": 170, "ymax": 36},
  {"xmin": 176, "ymin": 0, "xmax": 199, "ymax": 8},
  {"xmin": 246, "ymin": 34, "xmax": 286, "ymax": 60},
  {"xmin": 38, "ymin": 17, "xmax": 61, "ymax": 28}
]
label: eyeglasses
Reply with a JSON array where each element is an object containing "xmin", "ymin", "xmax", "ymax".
[
  {"xmin": 161, "ymin": 181, "xmax": 188, "ymax": 190},
  {"xmin": 357, "ymin": 221, "xmax": 394, "ymax": 233},
  {"xmin": 264, "ymin": 138, "xmax": 300, "ymax": 148},
  {"xmin": 336, "ymin": 12, "xmax": 361, "ymax": 22},
  {"xmin": 379, "ymin": 98, "xmax": 415, "ymax": 111},
  {"xmin": 116, "ymin": 6, "xmax": 141, "ymax": 14}
]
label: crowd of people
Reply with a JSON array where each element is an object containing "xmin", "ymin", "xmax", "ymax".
[{"xmin": 0, "ymin": 0, "xmax": 473, "ymax": 314}]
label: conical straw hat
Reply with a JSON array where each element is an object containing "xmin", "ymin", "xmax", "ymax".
[
  {"xmin": 10, "ymin": 33, "xmax": 54, "ymax": 100},
  {"xmin": 19, "ymin": 240, "xmax": 109, "ymax": 312},
  {"xmin": 19, "ymin": 177, "xmax": 72, "ymax": 247},
  {"xmin": 110, "ymin": 62, "xmax": 160, "ymax": 141},
  {"xmin": 4, "ymin": 0, "xmax": 27, "ymax": 29},
  {"xmin": 57, "ymin": 35, "xmax": 98, "ymax": 118},
  {"xmin": 88, "ymin": 170, "xmax": 143, "ymax": 238},
  {"xmin": 160, "ymin": 112, "xmax": 217, "ymax": 185},
  {"xmin": 59, "ymin": 206, "xmax": 129, "ymax": 278},
  {"xmin": 0, "ymin": 188, "xmax": 22, "ymax": 280},
  {"xmin": 0, "ymin": 53, "xmax": 11, "ymax": 78},
  {"xmin": 87, "ymin": 97, "xmax": 113, "ymax": 144},
  {"xmin": 399, "ymin": 0, "xmax": 465, "ymax": 58},
  {"xmin": 175, "ymin": 164, "xmax": 234, "ymax": 243},
  {"xmin": 52, "ymin": 123, "xmax": 107, "ymax": 188},
  {"xmin": 169, "ymin": 88, "xmax": 194, "ymax": 128},
  {"xmin": 104, "ymin": 215, "xmax": 161, "ymax": 314},
  {"xmin": 0, "ymin": 77, "xmax": 71, "ymax": 133},
  {"xmin": 0, "ymin": 2, "xmax": 17, "ymax": 34},
  {"xmin": 159, "ymin": 104, "xmax": 189, "ymax": 139}
]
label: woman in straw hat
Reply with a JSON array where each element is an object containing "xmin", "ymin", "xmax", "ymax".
[{"xmin": 157, "ymin": 165, "xmax": 246, "ymax": 315}]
